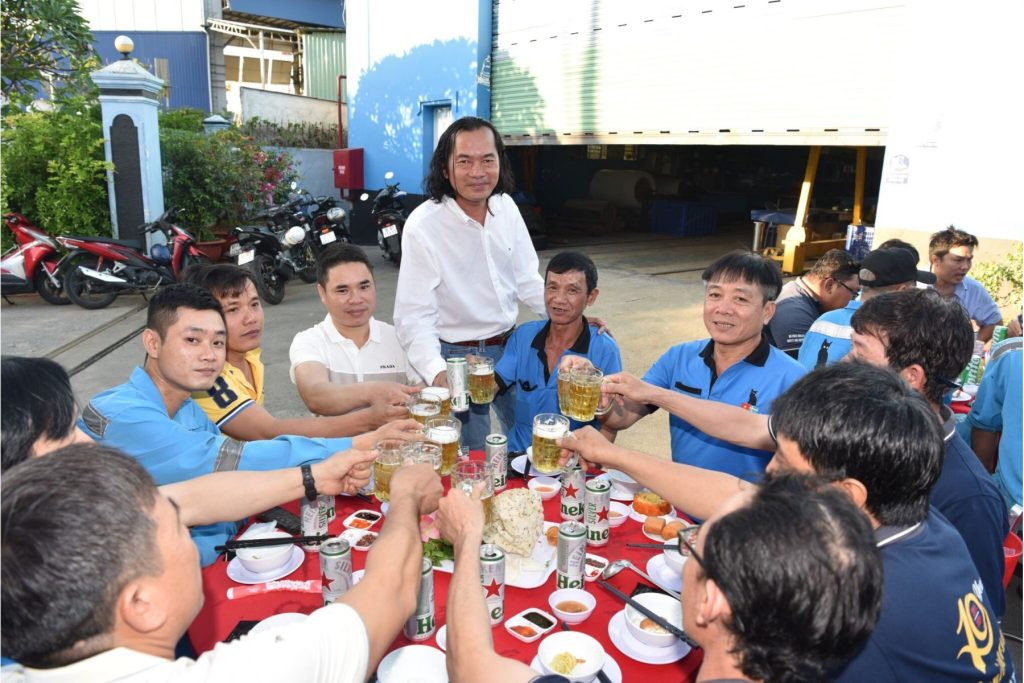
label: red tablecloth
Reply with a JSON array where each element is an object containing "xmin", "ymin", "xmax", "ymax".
[{"xmin": 188, "ymin": 462, "xmax": 702, "ymax": 681}]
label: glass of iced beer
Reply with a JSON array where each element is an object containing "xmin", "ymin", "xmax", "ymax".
[
  {"xmin": 402, "ymin": 441, "xmax": 442, "ymax": 474},
  {"xmin": 570, "ymin": 366, "xmax": 604, "ymax": 422},
  {"xmin": 557, "ymin": 369, "xmax": 575, "ymax": 420},
  {"xmin": 468, "ymin": 357, "xmax": 497, "ymax": 404},
  {"xmin": 407, "ymin": 392, "xmax": 443, "ymax": 424},
  {"xmin": 425, "ymin": 417, "xmax": 461, "ymax": 476},
  {"xmin": 451, "ymin": 460, "xmax": 495, "ymax": 527},
  {"xmin": 532, "ymin": 413, "xmax": 570, "ymax": 474},
  {"xmin": 373, "ymin": 439, "xmax": 405, "ymax": 502}
]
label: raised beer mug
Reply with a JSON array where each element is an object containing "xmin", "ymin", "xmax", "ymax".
[
  {"xmin": 373, "ymin": 439, "xmax": 405, "ymax": 503},
  {"xmin": 468, "ymin": 357, "xmax": 497, "ymax": 404},
  {"xmin": 532, "ymin": 413, "xmax": 570, "ymax": 475},
  {"xmin": 569, "ymin": 367, "xmax": 604, "ymax": 422},
  {"xmin": 425, "ymin": 417, "xmax": 461, "ymax": 476},
  {"xmin": 407, "ymin": 392, "xmax": 443, "ymax": 424}
]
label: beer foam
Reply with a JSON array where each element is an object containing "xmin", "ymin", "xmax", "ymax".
[
  {"xmin": 429, "ymin": 425, "xmax": 459, "ymax": 444},
  {"xmin": 422, "ymin": 387, "xmax": 450, "ymax": 400},
  {"xmin": 411, "ymin": 402, "xmax": 440, "ymax": 416},
  {"xmin": 470, "ymin": 366, "xmax": 493, "ymax": 376},
  {"xmin": 534, "ymin": 423, "xmax": 568, "ymax": 439}
]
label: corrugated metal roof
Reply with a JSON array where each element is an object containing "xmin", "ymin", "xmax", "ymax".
[{"xmin": 303, "ymin": 31, "xmax": 346, "ymax": 101}]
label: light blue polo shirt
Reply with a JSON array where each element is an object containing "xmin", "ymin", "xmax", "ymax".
[
  {"xmin": 797, "ymin": 299, "xmax": 861, "ymax": 370},
  {"xmin": 643, "ymin": 336, "xmax": 806, "ymax": 477},
  {"xmin": 967, "ymin": 339, "xmax": 1022, "ymax": 509},
  {"xmin": 495, "ymin": 318, "xmax": 622, "ymax": 451},
  {"xmin": 79, "ymin": 367, "xmax": 352, "ymax": 565},
  {"xmin": 939, "ymin": 275, "xmax": 1002, "ymax": 327}
]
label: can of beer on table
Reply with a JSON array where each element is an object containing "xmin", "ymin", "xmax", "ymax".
[
  {"xmin": 992, "ymin": 325, "xmax": 1009, "ymax": 345},
  {"xmin": 319, "ymin": 537, "xmax": 353, "ymax": 605},
  {"xmin": 480, "ymin": 544, "xmax": 506, "ymax": 625},
  {"xmin": 320, "ymin": 494, "xmax": 336, "ymax": 521},
  {"xmin": 485, "ymin": 433, "xmax": 509, "ymax": 492},
  {"xmin": 560, "ymin": 464, "xmax": 585, "ymax": 521},
  {"xmin": 556, "ymin": 521, "xmax": 587, "ymax": 589},
  {"xmin": 300, "ymin": 495, "xmax": 328, "ymax": 552},
  {"xmin": 585, "ymin": 478, "xmax": 611, "ymax": 547},
  {"xmin": 446, "ymin": 357, "xmax": 470, "ymax": 413},
  {"xmin": 404, "ymin": 557, "xmax": 436, "ymax": 641}
]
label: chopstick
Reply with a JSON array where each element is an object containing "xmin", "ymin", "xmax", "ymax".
[
  {"xmin": 627, "ymin": 543, "xmax": 677, "ymax": 550},
  {"xmin": 355, "ymin": 492, "xmax": 374, "ymax": 504},
  {"xmin": 561, "ymin": 621, "xmax": 612, "ymax": 683},
  {"xmin": 215, "ymin": 534, "xmax": 328, "ymax": 552},
  {"xmin": 597, "ymin": 580, "xmax": 699, "ymax": 649}
]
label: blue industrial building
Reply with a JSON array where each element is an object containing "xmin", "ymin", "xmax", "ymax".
[{"xmin": 92, "ymin": 31, "xmax": 211, "ymax": 111}]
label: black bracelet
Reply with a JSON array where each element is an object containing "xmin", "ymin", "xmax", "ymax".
[{"xmin": 301, "ymin": 464, "xmax": 318, "ymax": 501}]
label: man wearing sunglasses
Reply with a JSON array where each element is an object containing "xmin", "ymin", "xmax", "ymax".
[
  {"xmin": 434, "ymin": 472, "xmax": 883, "ymax": 683},
  {"xmin": 765, "ymin": 248, "xmax": 861, "ymax": 357},
  {"xmin": 563, "ymin": 361, "xmax": 1013, "ymax": 682}
]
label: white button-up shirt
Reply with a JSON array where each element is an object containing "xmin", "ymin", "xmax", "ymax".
[{"xmin": 395, "ymin": 194, "xmax": 546, "ymax": 383}]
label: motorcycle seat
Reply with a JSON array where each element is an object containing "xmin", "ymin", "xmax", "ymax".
[{"xmin": 66, "ymin": 235, "xmax": 142, "ymax": 248}]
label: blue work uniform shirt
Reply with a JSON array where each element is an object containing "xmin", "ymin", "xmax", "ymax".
[
  {"xmin": 797, "ymin": 299, "xmax": 860, "ymax": 370},
  {"xmin": 642, "ymin": 336, "xmax": 806, "ymax": 477},
  {"xmin": 967, "ymin": 341, "xmax": 1023, "ymax": 509},
  {"xmin": 79, "ymin": 367, "xmax": 353, "ymax": 566},
  {"xmin": 495, "ymin": 318, "xmax": 623, "ymax": 451}
]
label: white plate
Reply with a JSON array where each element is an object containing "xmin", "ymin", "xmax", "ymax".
[
  {"xmin": 250, "ymin": 612, "xmax": 307, "ymax": 634},
  {"xmin": 646, "ymin": 554, "xmax": 684, "ymax": 590},
  {"xmin": 435, "ymin": 624, "xmax": 447, "ymax": 651},
  {"xmin": 607, "ymin": 610, "xmax": 691, "ymax": 664},
  {"xmin": 511, "ymin": 453, "xmax": 562, "ymax": 479},
  {"xmin": 629, "ymin": 502, "xmax": 676, "ymax": 524},
  {"xmin": 530, "ymin": 653, "xmax": 623, "ymax": 683},
  {"xmin": 433, "ymin": 521, "xmax": 559, "ymax": 589},
  {"xmin": 642, "ymin": 517, "xmax": 686, "ymax": 542},
  {"xmin": 226, "ymin": 545, "xmax": 304, "ymax": 584},
  {"xmin": 377, "ymin": 644, "xmax": 447, "ymax": 682},
  {"xmin": 951, "ymin": 389, "xmax": 972, "ymax": 402},
  {"xmin": 342, "ymin": 509, "xmax": 382, "ymax": 530},
  {"xmin": 340, "ymin": 528, "xmax": 378, "ymax": 551},
  {"xmin": 609, "ymin": 480, "xmax": 640, "ymax": 502}
]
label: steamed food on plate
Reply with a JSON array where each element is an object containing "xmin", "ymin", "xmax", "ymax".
[
  {"xmin": 483, "ymin": 488, "xmax": 544, "ymax": 556},
  {"xmin": 640, "ymin": 618, "xmax": 670, "ymax": 634},
  {"xmin": 550, "ymin": 652, "xmax": 586, "ymax": 675},
  {"xmin": 633, "ymin": 491, "xmax": 671, "ymax": 517}
]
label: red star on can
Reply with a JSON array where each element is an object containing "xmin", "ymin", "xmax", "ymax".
[
  {"xmin": 484, "ymin": 577, "xmax": 502, "ymax": 597},
  {"xmin": 563, "ymin": 483, "xmax": 579, "ymax": 499},
  {"xmin": 596, "ymin": 506, "xmax": 609, "ymax": 523},
  {"xmin": 321, "ymin": 571, "xmax": 335, "ymax": 590}
]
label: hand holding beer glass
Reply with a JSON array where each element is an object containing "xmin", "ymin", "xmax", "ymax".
[
  {"xmin": 407, "ymin": 392, "xmax": 443, "ymax": 424},
  {"xmin": 373, "ymin": 439, "xmax": 406, "ymax": 502},
  {"xmin": 532, "ymin": 413, "xmax": 571, "ymax": 474},
  {"xmin": 425, "ymin": 416, "xmax": 461, "ymax": 476},
  {"xmin": 467, "ymin": 356, "xmax": 497, "ymax": 404},
  {"xmin": 451, "ymin": 460, "xmax": 494, "ymax": 527}
]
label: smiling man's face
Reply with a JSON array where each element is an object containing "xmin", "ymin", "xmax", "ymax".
[
  {"xmin": 702, "ymin": 278, "xmax": 774, "ymax": 349},
  {"xmin": 544, "ymin": 269, "xmax": 596, "ymax": 326}
]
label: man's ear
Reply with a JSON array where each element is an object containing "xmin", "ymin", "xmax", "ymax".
[
  {"xmin": 586, "ymin": 287, "xmax": 599, "ymax": 307},
  {"xmin": 762, "ymin": 300, "xmax": 777, "ymax": 325},
  {"xmin": 834, "ymin": 477, "xmax": 870, "ymax": 513},
  {"xmin": 700, "ymin": 578, "xmax": 733, "ymax": 626},
  {"xmin": 897, "ymin": 363, "xmax": 927, "ymax": 395},
  {"xmin": 141, "ymin": 329, "xmax": 161, "ymax": 360},
  {"xmin": 117, "ymin": 578, "xmax": 167, "ymax": 635}
]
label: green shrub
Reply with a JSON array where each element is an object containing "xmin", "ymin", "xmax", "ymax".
[
  {"xmin": 973, "ymin": 244, "xmax": 1023, "ymax": 312},
  {"xmin": 239, "ymin": 117, "xmax": 338, "ymax": 149},
  {"xmin": 159, "ymin": 107, "xmax": 208, "ymax": 132}
]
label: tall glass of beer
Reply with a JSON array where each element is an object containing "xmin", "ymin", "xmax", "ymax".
[
  {"xmin": 407, "ymin": 393, "xmax": 442, "ymax": 424},
  {"xmin": 373, "ymin": 439, "xmax": 405, "ymax": 502},
  {"xmin": 570, "ymin": 367, "xmax": 604, "ymax": 422},
  {"xmin": 401, "ymin": 441, "xmax": 442, "ymax": 474},
  {"xmin": 557, "ymin": 369, "xmax": 575, "ymax": 420},
  {"xmin": 532, "ymin": 413, "xmax": 570, "ymax": 474},
  {"xmin": 425, "ymin": 417, "xmax": 461, "ymax": 476},
  {"xmin": 421, "ymin": 386, "xmax": 451, "ymax": 417},
  {"xmin": 451, "ymin": 460, "xmax": 495, "ymax": 527},
  {"xmin": 468, "ymin": 357, "xmax": 497, "ymax": 404}
]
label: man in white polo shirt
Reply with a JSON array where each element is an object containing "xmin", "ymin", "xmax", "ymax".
[{"xmin": 291, "ymin": 244, "xmax": 421, "ymax": 418}]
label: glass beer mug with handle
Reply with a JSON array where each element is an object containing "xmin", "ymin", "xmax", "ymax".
[
  {"xmin": 468, "ymin": 357, "xmax": 497, "ymax": 404},
  {"xmin": 425, "ymin": 416, "xmax": 462, "ymax": 476},
  {"xmin": 532, "ymin": 413, "xmax": 570, "ymax": 475}
]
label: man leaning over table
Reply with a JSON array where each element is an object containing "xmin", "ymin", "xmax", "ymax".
[
  {"xmin": 180, "ymin": 262, "xmax": 419, "ymax": 439},
  {"xmin": 435, "ymin": 472, "xmax": 883, "ymax": 683},
  {"xmin": 77, "ymin": 284, "xmax": 413, "ymax": 566},
  {"xmin": 559, "ymin": 362, "xmax": 1013, "ymax": 683},
  {"xmin": 0, "ymin": 445, "xmax": 444, "ymax": 682}
]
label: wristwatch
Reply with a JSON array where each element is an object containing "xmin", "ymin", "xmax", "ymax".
[{"xmin": 300, "ymin": 464, "xmax": 318, "ymax": 501}]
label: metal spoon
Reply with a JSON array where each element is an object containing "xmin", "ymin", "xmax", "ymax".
[{"xmin": 601, "ymin": 559, "xmax": 681, "ymax": 600}]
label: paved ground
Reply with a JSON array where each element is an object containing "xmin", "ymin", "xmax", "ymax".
[{"xmin": 2, "ymin": 222, "xmax": 1020, "ymax": 666}]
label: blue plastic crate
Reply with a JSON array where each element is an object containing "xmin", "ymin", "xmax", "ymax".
[{"xmin": 651, "ymin": 201, "xmax": 718, "ymax": 237}]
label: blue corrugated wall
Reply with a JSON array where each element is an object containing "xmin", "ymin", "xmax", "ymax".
[{"xmin": 92, "ymin": 31, "xmax": 210, "ymax": 112}]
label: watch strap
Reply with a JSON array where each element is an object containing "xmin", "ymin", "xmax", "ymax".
[{"xmin": 300, "ymin": 463, "xmax": 318, "ymax": 501}]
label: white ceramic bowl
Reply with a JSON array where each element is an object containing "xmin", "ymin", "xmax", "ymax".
[
  {"xmin": 548, "ymin": 588, "xmax": 597, "ymax": 625},
  {"xmin": 235, "ymin": 531, "xmax": 294, "ymax": 574},
  {"xmin": 662, "ymin": 546, "xmax": 687, "ymax": 575},
  {"xmin": 624, "ymin": 592, "xmax": 683, "ymax": 648},
  {"xmin": 528, "ymin": 476, "xmax": 560, "ymax": 501},
  {"xmin": 536, "ymin": 630, "xmax": 605, "ymax": 683},
  {"xmin": 605, "ymin": 469, "xmax": 643, "ymax": 495},
  {"xmin": 607, "ymin": 501, "xmax": 629, "ymax": 527}
]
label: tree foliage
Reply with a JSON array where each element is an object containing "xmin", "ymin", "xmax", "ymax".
[
  {"xmin": 1, "ymin": 0, "xmax": 96, "ymax": 109},
  {"xmin": 972, "ymin": 245, "xmax": 1023, "ymax": 312}
]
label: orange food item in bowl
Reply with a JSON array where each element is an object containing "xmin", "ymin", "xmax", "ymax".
[
  {"xmin": 633, "ymin": 491, "xmax": 670, "ymax": 517},
  {"xmin": 643, "ymin": 516, "xmax": 666, "ymax": 536},
  {"xmin": 545, "ymin": 526, "xmax": 559, "ymax": 546},
  {"xmin": 661, "ymin": 520, "xmax": 685, "ymax": 541}
]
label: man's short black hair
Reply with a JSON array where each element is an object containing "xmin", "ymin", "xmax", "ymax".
[
  {"xmin": 928, "ymin": 225, "xmax": 979, "ymax": 259},
  {"xmin": 179, "ymin": 263, "xmax": 256, "ymax": 301},
  {"xmin": 701, "ymin": 250, "xmax": 783, "ymax": 303},
  {"xmin": 546, "ymin": 251, "xmax": 598, "ymax": 293},
  {"xmin": 424, "ymin": 116, "xmax": 515, "ymax": 202},
  {"xmin": 146, "ymin": 284, "xmax": 224, "ymax": 340},
  {"xmin": 316, "ymin": 243, "xmax": 374, "ymax": 288},
  {"xmin": 806, "ymin": 248, "xmax": 860, "ymax": 282},
  {"xmin": 771, "ymin": 361, "xmax": 943, "ymax": 527},
  {"xmin": 851, "ymin": 288, "xmax": 974, "ymax": 405},
  {"xmin": 1, "ymin": 445, "xmax": 161, "ymax": 667},
  {"xmin": 1, "ymin": 356, "xmax": 76, "ymax": 472},
  {"xmin": 704, "ymin": 473, "xmax": 883, "ymax": 683},
  {"xmin": 877, "ymin": 238, "xmax": 920, "ymax": 264}
]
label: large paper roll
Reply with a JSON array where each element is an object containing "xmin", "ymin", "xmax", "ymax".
[{"xmin": 589, "ymin": 170, "xmax": 655, "ymax": 209}]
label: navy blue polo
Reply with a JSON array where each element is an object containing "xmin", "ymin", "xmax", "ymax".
[
  {"xmin": 643, "ymin": 336, "xmax": 806, "ymax": 477},
  {"xmin": 766, "ymin": 277, "xmax": 823, "ymax": 356},
  {"xmin": 495, "ymin": 318, "xmax": 622, "ymax": 450}
]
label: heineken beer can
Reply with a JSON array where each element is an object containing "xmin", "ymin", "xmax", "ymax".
[
  {"xmin": 300, "ymin": 495, "xmax": 328, "ymax": 552},
  {"xmin": 993, "ymin": 325, "xmax": 1009, "ymax": 345},
  {"xmin": 480, "ymin": 544, "xmax": 506, "ymax": 625},
  {"xmin": 319, "ymin": 537, "xmax": 353, "ymax": 605},
  {"xmin": 585, "ymin": 478, "xmax": 611, "ymax": 547},
  {"xmin": 556, "ymin": 521, "xmax": 587, "ymax": 589},
  {"xmin": 486, "ymin": 433, "xmax": 509, "ymax": 492},
  {"xmin": 560, "ymin": 464, "xmax": 585, "ymax": 521},
  {"xmin": 404, "ymin": 557, "xmax": 436, "ymax": 641},
  {"xmin": 446, "ymin": 357, "xmax": 470, "ymax": 413},
  {"xmin": 320, "ymin": 494, "xmax": 336, "ymax": 521}
]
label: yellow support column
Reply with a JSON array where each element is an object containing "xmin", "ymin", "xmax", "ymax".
[
  {"xmin": 783, "ymin": 146, "xmax": 821, "ymax": 274},
  {"xmin": 853, "ymin": 146, "xmax": 867, "ymax": 225}
]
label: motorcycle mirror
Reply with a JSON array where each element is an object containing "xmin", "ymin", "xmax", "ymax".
[
  {"xmin": 384, "ymin": 171, "xmax": 395, "ymax": 181},
  {"xmin": 359, "ymin": 193, "xmax": 370, "ymax": 201}
]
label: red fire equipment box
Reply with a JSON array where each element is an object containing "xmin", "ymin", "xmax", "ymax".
[{"xmin": 333, "ymin": 148, "xmax": 364, "ymax": 189}]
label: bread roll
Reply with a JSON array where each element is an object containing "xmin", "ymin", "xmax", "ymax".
[
  {"xmin": 661, "ymin": 520, "xmax": 685, "ymax": 541},
  {"xmin": 643, "ymin": 516, "xmax": 666, "ymax": 535}
]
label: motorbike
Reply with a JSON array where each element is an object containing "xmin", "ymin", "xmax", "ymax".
[
  {"xmin": 361, "ymin": 171, "xmax": 408, "ymax": 265},
  {"xmin": 294, "ymin": 189, "xmax": 353, "ymax": 253},
  {"xmin": 56, "ymin": 208, "xmax": 209, "ymax": 310},
  {"xmin": 1, "ymin": 213, "xmax": 69, "ymax": 305}
]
